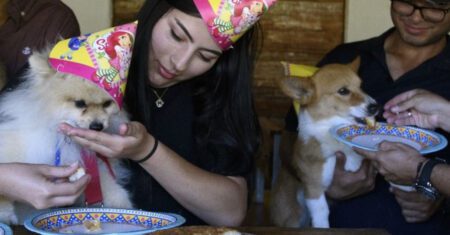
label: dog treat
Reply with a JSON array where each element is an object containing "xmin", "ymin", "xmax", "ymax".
[
  {"xmin": 365, "ymin": 117, "xmax": 376, "ymax": 129},
  {"xmin": 69, "ymin": 167, "xmax": 86, "ymax": 182},
  {"xmin": 83, "ymin": 219, "xmax": 102, "ymax": 232}
]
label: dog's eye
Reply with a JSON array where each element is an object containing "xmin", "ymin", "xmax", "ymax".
[
  {"xmin": 74, "ymin": 100, "xmax": 87, "ymax": 108},
  {"xmin": 338, "ymin": 87, "xmax": 350, "ymax": 96},
  {"xmin": 103, "ymin": 100, "xmax": 112, "ymax": 108}
]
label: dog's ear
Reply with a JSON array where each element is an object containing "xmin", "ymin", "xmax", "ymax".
[
  {"xmin": 28, "ymin": 49, "xmax": 56, "ymax": 79},
  {"xmin": 348, "ymin": 56, "xmax": 360, "ymax": 73},
  {"xmin": 278, "ymin": 77, "xmax": 315, "ymax": 105}
]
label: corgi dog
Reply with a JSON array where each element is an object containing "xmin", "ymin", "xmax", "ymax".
[
  {"xmin": 0, "ymin": 50, "xmax": 133, "ymax": 224},
  {"xmin": 270, "ymin": 57, "xmax": 378, "ymax": 228}
]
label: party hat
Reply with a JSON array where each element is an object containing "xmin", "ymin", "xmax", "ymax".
[
  {"xmin": 48, "ymin": 21, "xmax": 138, "ymax": 109},
  {"xmin": 194, "ymin": 0, "xmax": 277, "ymax": 50}
]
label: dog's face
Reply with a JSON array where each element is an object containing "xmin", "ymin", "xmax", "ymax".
[
  {"xmin": 27, "ymin": 50, "xmax": 120, "ymax": 131},
  {"xmin": 279, "ymin": 57, "xmax": 378, "ymax": 124}
]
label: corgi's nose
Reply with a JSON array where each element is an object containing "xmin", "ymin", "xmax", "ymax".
[
  {"xmin": 89, "ymin": 122, "xmax": 104, "ymax": 131},
  {"xmin": 367, "ymin": 103, "xmax": 379, "ymax": 116}
]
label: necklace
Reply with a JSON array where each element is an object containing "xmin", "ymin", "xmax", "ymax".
[{"xmin": 151, "ymin": 88, "xmax": 169, "ymax": 108}]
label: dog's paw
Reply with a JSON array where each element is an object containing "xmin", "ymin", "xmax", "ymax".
[
  {"xmin": 0, "ymin": 212, "xmax": 18, "ymax": 225},
  {"xmin": 312, "ymin": 219, "xmax": 330, "ymax": 228},
  {"xmin": 344, "ymin": 155, "xmax": 363, "ymax": 172}
]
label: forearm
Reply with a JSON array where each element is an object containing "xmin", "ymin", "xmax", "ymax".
[
  {"xmin": 0, "ymin": 163, "xmax": 11, "ymax": 197},
  {"xmin": 139, "ymin": 143, "xmax": 248, "ymax": 226},
  {"xmin": 430, "ymin": 164, "xmax": 450, "ymax": 197},
  {"xmin": 437, "ymin": 100, "xmax": 450, "ymax": 132}
]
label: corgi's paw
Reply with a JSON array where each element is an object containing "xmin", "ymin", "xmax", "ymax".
[
  {"xmin": 312, "ymin": 218, "xmax": 330, "ymax": 228},
  {"xmin": 344, "ymin": 155, "xmax": 363, "ymax": 172},
  {"xmin": 0, "ymin": 199, "xmax": 17, "ymax": 224},
  {"xmin": 0, "ymin": 211, "xmax": 18, "ymax": 225}
]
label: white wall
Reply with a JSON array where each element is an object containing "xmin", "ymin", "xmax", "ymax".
[
  {"xmin": 345, "ymin": 0, "xmax": 392, "ymax": 42},
  {"xmin": 62, "ymin": 0, "xmax": 113, "ymax": 34}
]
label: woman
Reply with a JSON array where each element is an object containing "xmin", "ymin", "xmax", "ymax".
[{"xmin": 59, "ymin": 0, "xmax": 275, "ymax": 226}]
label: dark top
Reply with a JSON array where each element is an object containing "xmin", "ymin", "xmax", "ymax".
[
  {"xmin": 125, "ymin": 81, "xmax": 253, "ymax": 225},
  {"xmin": 0, "ymin": 0, "xmax": 80, "ymax": 81},
  {"xmin": 285, "ymin": 28, "xmax": 450, "ymax": 235}
]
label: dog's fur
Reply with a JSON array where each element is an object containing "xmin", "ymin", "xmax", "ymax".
[
  {"xmin": 270, "ymin": 58, "xmax": 378, "ymax": 228},
  {"xmin": 0, "ymin": 50, "xmax": 133, "ymax": 224}
]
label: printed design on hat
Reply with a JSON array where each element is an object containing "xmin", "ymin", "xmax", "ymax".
[
  {"xmin": 48, "ymin": 21, "xmax": 138, "ymax": 109},
  {"xmin": 194, "ymin": 0, "xmax": 276, "ymax": 50}
]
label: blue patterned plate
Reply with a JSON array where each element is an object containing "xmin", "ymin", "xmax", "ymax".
[
  {"xmin": 24, "ymin": 208, "xmax": 185, "ymax": 235},
  {"xmin": 330, "ymin": 123, "xmax": 447, "ymax": 154},
  {"xmin": 0, "ymin": 222, "xmax": 12, "ymax": 235}
]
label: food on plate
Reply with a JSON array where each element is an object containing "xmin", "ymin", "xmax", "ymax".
[
  {"xmin": 83, "ymin": 219, "xmax": 101, "ymax": 232},
  {"xmin": 365, "ymin": 117, "xmax": 376, "ymax": 129},
  {"xmin": 69, "ymin": 167, "xmax": 86, "ymax": 182}
]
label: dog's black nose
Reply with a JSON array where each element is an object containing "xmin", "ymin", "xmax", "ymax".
[
  {"xmin": 89, "ymin": 122, "xmax": 104, "ymax": 131},
  {"xmin": 367, "ymin": 103, "xmax": 379, "ymax": 116}
]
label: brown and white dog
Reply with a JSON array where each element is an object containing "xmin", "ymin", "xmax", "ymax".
[{"xmin": 270, "ymin": 57, "xmax": 378, "ymax": 228}]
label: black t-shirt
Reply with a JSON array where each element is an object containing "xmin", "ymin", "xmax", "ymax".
[
  {"xmin": 285, "ymin": 28, "xmax": 450, "ymax": 235},
  {"xmin": 125, "ymin": 81, "xmax": 252, "ymax": 225}
]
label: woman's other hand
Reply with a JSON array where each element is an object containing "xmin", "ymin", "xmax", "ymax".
[{"xmin": 0, "ymin": 162, "xmax": 90, "ymax": 209}]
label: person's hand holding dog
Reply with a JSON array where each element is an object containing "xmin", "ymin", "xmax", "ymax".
[{"xmin": 0, "ymin": 162, "xmax": 89, "ymax": 209}]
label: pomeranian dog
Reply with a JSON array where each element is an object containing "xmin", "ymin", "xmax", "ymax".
[
  {"xmin": 0, "ymin": 50, "xmax": 133, "ymax": 224},
  {"xmin": 270, "ymin": 57, "xmax": 378, "ymax": 228}
]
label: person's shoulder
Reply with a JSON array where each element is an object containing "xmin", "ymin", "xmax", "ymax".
[
  {"xmin": 33, "ymin": 0, "xmax": 77, "ymax": 18},
  {"xmin": 318, "ymin": 31, "xmax": 388, "ymax": 66}
]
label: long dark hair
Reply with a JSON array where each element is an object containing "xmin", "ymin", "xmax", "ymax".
[{"xmin": 125, "ymin": 0, "xmax": 261, "ymax": 175}]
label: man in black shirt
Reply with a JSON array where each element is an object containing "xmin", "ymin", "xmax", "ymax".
[{"xmin": 284, "ymin": 0, "xmax": 450, "ymax": 234}]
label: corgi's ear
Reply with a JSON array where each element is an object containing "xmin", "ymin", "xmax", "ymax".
[
  {"xmin": 279, "ymin": 77, "xmax": 315, "ymax": 105},
  {"xmin": 348, "ymin": 56, "xmax": 360, "ymax": 73},
  {"xmin": 28, "ymin": 49, "xmax": 56, "ymax": 79}
]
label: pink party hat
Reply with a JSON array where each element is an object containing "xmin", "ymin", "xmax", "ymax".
[
  {"xmin": 48, "ymin": 21, "xmax": 138, "ymax": 109},
  {"xmin": 193, "ymin": 0, "xmax": 277, "ymax": 50}
]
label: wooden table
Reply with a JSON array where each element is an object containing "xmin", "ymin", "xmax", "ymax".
[{"xmin": 13, "ymin": 225, "xmax": 390, "ymax": 234}]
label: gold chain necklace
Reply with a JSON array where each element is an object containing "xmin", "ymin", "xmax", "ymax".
[{"xmin": 151, "ymin": 88, "xmax": 169, "ymax": 108}]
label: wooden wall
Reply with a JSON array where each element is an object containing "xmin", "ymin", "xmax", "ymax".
[{"xmin": 113, "ymin": 0, "xmax": 345, "ymax": 121}]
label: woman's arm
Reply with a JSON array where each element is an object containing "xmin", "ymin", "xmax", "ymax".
[{"xmin": 59, "ymin": 122, "xmax": 248, "ymax": 226}]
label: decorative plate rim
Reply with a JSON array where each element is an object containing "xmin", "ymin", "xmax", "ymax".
[
  {"xmin": 330, "ymin": 123, "xmax": 448, "ymax": 154},
  {"xmin": 23, "ymin": 207, "xmax": 185, "ymax": 235},
  {"xmin": 0, "ymin": 222, "xmax": 12, "ymax": 235}
]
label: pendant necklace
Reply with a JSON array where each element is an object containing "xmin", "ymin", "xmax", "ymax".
[{"xmin": 151, "ymin": 88, "xmax": 169, "ymax": 108}]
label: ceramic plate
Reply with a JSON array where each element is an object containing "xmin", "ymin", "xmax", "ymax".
[
  {"xmin": 330, "ymin": 123, "xmax": 447, "ymax": 154},
  {"xmin": 24, "ymin": 208, "xmax": 185, "ymax": 235},
  {"xmin": 0, "ymin": 222, "xmax": 12, "ymax": 235}
]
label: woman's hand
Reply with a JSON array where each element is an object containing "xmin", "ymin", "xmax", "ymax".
[
  {"xmin": 354, "ymin": 141, "xmax": 425, "ymax": 185},
  {"xmin": 390, "ymin": 187, "xmax": 442, "ymax": 223},
  {"xmin": 383, "ymin": 89, "xmax": 450, "ymax": 131},
  {"xmin": 326, "ymin": 152, "xmax": 377, "ymax": 200},
  {"xmin": 59, "ymin": 121, "xmax": 154, "ymax": 161},
  {"xmin": 0, "ymin": 162, "xmax": 90, "ymax": 209}
]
